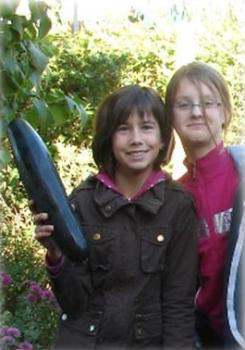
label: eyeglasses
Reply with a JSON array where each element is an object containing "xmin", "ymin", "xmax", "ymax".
[{"xmin": 174, "ymin": 100, "xmax": 222, "ymax": 112}]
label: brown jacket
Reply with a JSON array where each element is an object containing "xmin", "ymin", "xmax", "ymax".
[{"xmin": 50, "ymin": 175, "xmax": 198, "ymax": 349}]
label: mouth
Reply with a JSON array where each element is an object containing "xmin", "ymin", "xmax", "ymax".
[
  {"xmin": 127, "ymin": 150, "xmax": 148, "ymax": 156},
  {"xmin": 187, "ymin": 123, "xmax": 206, "ymax": 127}
]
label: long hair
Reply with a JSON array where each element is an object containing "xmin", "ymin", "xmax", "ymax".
[{"xmin": 92, "ymin": 85, "xmax": 174, "ymax": 175}]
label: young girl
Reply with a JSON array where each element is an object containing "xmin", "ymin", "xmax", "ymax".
[
  {"xmin": 165, "ymin": 62, "xmax": 245, "ymax": 349},
  {"xmin": 33, "ymin": 85, "xmax": 197, "ymax": 349}
]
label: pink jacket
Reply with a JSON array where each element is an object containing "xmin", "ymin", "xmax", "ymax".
[{"xmin": 179, "ymin": 143, "xmax": 240, "ymax": 336}]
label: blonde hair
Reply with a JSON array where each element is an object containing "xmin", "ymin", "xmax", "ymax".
[{"xmin": 165, "ymin": 62, "xmax": 232, "ymax": 133}]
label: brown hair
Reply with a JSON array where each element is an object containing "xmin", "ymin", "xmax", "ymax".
[
  {"xmin": 165, "ymin": 62, "xmax": 232, "ymax": 132},
  {"xmin": 92, "ymin": 85, "xmax": 174, "ymax": 175}
]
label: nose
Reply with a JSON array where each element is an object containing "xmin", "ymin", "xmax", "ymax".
[
  {"xmin": 191, "ymin": 104, "xmax": 203, "ymax": 118},
  {"xmin": 130, "ymin": 127, "xmax": 142, "ymax": 144}
]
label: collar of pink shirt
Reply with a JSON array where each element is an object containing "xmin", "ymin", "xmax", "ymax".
[{"xmin": 96, "ymin": 169, "xmax": 168, "ymax": 200}]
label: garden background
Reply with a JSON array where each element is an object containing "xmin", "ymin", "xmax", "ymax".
[{"xmin": 0, "ymin": 0, "xmax": 245, "ymax": 349}]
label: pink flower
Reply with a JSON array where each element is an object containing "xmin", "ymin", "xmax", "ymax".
[
  {"xmin": 28, "ymin": 281, "xmax": 43, "ymax": 295},
  {"xmin": 41, "ymin": 289, "xmax": 54, "ymax": 301},
  {"xmin": 0, "ymin": 335, "xmax": 16, "ymax": 345},
  {"xmin": 0, "ymin": 327, "xmax": 21, "ymax": 338},
  {"xmin": 0, "ymin": 327, "xmax": 7, "ymax": 337},
  {"xmin": 17, "ymin": 342, "xmax": 33, "ymax": 350},
  {"xmin": 26, "ymin": 292, "xmax": 41, "ymax": 303},
  {"xmin": 0, "ymin": 272, "xmax": 13, "ymax": 286},
  {"xmin": 5, "ymin": 327, "xmax": 21, "ymax": 337}
]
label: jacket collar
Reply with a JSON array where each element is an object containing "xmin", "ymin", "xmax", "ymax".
[
  {"xmin": 93, "ymin": 178, "xmax": 165, "ymax": 218},
  {"xmin": 184, "ymin": 142, "xmax": 227, "ymax": 179}
]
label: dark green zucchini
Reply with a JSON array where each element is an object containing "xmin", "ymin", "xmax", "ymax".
[{"xmin": 7, "ymin": 118, "xmax": 88, "ymax": 262}]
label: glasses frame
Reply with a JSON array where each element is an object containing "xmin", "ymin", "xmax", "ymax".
[{"xmin": 174, "ymin": 100, "xmax": 222, "ymax": 113}]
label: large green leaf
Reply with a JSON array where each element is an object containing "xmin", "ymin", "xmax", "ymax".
[
  {"xmin": 48, "ymin": 102, "xmax": 70, "ymax": 126},
  {"xmin": 28, "ymin": 42, "xmax": 49, "ymax": 74},
  {"xmin": 11, "ymin": 15, "xmax": 26, "ymax": 39},
  {"xmin": 65, "ymin": 96, "xmax": 88, "ymax": 130},
  {"xmin": 29, "ymin": 0, "xmax": 48, "ymax": 21},
  {"xmin": 33, "ymin": 98, "xmax": 53, "ymax": 125},
  {"xmin": 38, "ymin": 14, "xmax": 52, "ymax": 39}
]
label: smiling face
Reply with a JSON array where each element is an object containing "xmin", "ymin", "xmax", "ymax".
[
  {"xmin": 172, "ymin": 78, "xmax": 225, "ymax": 157},
  {"xmin": 112, "ymin": 112, "xmax": 163, "ymax": 178}
]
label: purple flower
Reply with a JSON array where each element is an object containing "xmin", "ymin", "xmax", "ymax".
[
  {"xmin": 0, "ymin": 327, "xmax": 7, "ymax": 337},
  {"xmin": 17, "ymin": 342, "xmax": 33, "ymax": 350},
  {"xmin": 28, "ymin": 281, "xmax": 43, "ymax": 295},
  {"xmin": 0, "ymin": 335, "xmax": 16, "ymax": 345},
  {"xmin": 5, "ymin": 327, "xmax": 21, "ymax": 337},
  {"xmin": 0, "ymin": 327, "xmax": 21, "ymax": 338},
  {"xmin": 0, "ymin": 272, "xmax": 13, "ymax": 286},
  {"xmin": 41, "ymin": 289, "xmax": 54, "ymax": 301},
  {"xmin": 26, "ymin": 292, "xmax": 41, "ymax": 303}
]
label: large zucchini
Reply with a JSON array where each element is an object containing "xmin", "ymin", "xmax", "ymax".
[{"xmin": 7, "ymin": 118, "xmax": 88, "ymax": 262}]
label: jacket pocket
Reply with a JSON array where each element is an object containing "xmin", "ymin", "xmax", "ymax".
[
  {"xmin": 56, "ymin": 310, "xmax": 102, "ymax": 349},
  {"xmin": 140, "ymin": 226, "xmax": 171, "ymax": 273},
  {"xmin": 84, "ymin": 225, "xmax": 115, "ymax": 272},
  {"xmin": 133, "ymin": 311, "xmax": 163, "ymax": 347}
]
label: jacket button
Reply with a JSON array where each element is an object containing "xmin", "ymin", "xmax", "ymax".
[
  {"xmin": 61, "ymin": 313, "xmax": 67, "ymax": 321},
  {"xmin": 92, "ymin": 233, "xmax": 101, "ymax": 240},
  {"xmin": 156, "ymin": 234, "xmax": 164, "ymax": 242},
  {"xmin": 89, "ymin": 324, "xmax": 96, "ymax": 333},
  {"xmin": 136, "ymin": 327, "xmax": 143, "ymax": 336},
  {"xmin": 105, "ymin": 204, "xmax": 112, "ymax": 211},
  {"xmin": 135, "ymin": 313, "xmax": 142, "ymax": 319}
]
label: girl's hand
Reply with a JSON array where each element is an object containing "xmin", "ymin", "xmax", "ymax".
[{"xmin": 33, "ymin": 212, "xmax": 62, "ymax": 263}]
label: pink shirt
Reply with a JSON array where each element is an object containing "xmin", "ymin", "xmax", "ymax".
[
  {"xmin": 179, "ymin": 143, "xmax": 240, "ymax": 336},
  {"xmin": 96, "ymin": 169, "xmax": 167, "ymax": 200}
]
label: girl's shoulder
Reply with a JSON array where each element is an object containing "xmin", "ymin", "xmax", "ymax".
[
  {"xmin": 227, "ymin": 145, "xmax": 245, "ymax": 176},
  {"xmin": 69, "ymin": 174, "xmax": 98, "ymax": 200},
  {"xmin": 164, "ymin": 177, "xmax": 195, "ymax": 204}
]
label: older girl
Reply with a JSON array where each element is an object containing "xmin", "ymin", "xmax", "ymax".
[{"xmin": 165, "ymin": 62, "xmax": 245, "ymax": 349}]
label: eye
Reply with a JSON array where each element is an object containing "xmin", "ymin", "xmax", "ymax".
[
  {"xmin": 116, "ymin": 124, "xmax": 128, "ymax": 132},
  {"xmin": 175, "ymin": 101, "xmax": 190, "ymax": 110},
  {"xmin": 204, "ymin": 100, "xmax": 215, "ymax": 108},
  {"xmin": 142, "ymin": 122, "xmax": 154, "ymax": 130}
]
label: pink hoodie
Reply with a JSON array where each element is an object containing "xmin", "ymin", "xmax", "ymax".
[{"xmin": 179, "ymin": 142, "xmax": 240, "ymax": 336}]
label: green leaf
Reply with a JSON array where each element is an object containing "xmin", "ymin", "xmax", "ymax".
[
  {"xmin": 0, "ymin": 148, "xmax": 10, "ymax": 169},
  {"xmin": 33, "ymin": 98, "xmax": 53, "ymax": 125},
  {"xmin": 12, "ymin": 15, "xmax": 26, "ymax": 39},
  {"xmin": 0, "ymin": 119, "xmax": 8, "ymax": 138},
  {"xmin": 1, "ymin": 71, "xmax": 19, "ymax": 95},
  {"xmin": 65, "ymin": 96, "xmax": 88, "ymax": 130},
  {"xmin": 0, "ymin": 23, "xmax": 14, "ymax": 47},
  {"xmin": 38, "ymin": 14, "xmax": 52, "ymax": 39},
  {"xmin": 25, "ymin": 20, "xmax": 37, "ymax": 41},
  {"xmin": 29, "ymin": 71, "xmax": 41, "ymax": 91},
  {"xmin": 29, "ymin": 0, "xmax": 48, "ymax": 21},
  {"xmin": 48, "ymin": 102, "xmax": 70, "ymax": 126},
  {"xmin": 0, "ymin": 0, "xmax": 20, "ymax": 17},
  {"xmin": 28, "ymin": 42, "xmax": 49, "ymax": 73}
]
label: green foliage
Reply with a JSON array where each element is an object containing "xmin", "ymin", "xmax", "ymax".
[
  {"xmin": 41, "ymin": 24, "xmax": 175, "ymax": 145},
  {"xmin": 1, "ymin": 3, "xmax": 245, "ymax": 349},
  {"xmin": 195, "ymin": 5, "xmax": 245, "ymax": 145},
  {"xmin": 0, "ymin": 0, "xmax": 87, "ymax": 164},
  {"xmin": 1, "ymin": 162, "xmax": 59, "ymax": 349}
]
